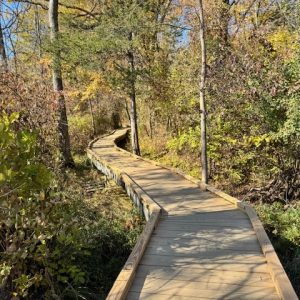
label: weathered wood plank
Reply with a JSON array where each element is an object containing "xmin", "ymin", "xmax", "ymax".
[
  {"xmin": 140, "ymin": 254, "xmax": 269, "ymax": 273},
  {"xmin": 158, "ymin": 217, "xmax": 252, "ymax": 226},
  {"xmin": 127, "ymin": 291, "xmax": 279, "ymax": 300},
  {"xmin": 147, "ymin": 235, "xmax": 262, "ymax": 251},
  {"xmin": 135, "ymin": 265, "xmax": 274, "ymax": 287},
  {"xmin": 161, "ymin": 210, "xmax": 248, "ymax": 221},
  {"xmin": 144, "ymin": 247, "xmax": 265, "ymax": 261},
  {"xmin": 153, "ymin": 228, "xmax": 256, "ymax": 239},
  {"xmin": 129, "ymin": 277, "xmax": 279, "ymax": 299},
  {"xmin": 157, "ymin": 221, "xmax": 254, "ymax": 231},
  {"xmin": 150, "ymin": 231, "xmax": 258, "ymax": 241}
]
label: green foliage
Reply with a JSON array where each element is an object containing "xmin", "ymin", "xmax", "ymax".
[
  {"xmin": 68, "ymin": 114, "xmax": 93, "ymax": 154},
  {"xmin": 255, "ymin": 203, "xmax": 300, "ymax": 294},
  {"xmin": 0, "ymin": 112, "xmax": 52, "ymax": 196},
  {"xmin": 167, "ymin": 126, "xmax": 200, "ymax": 153},
  {"xmin": 68, "ymin": 114, "xmax": 113, "ymax": 154},
  {"xmin": 278, "ymin": 55, "xmax": 300, "ymax": 142},
  {"xmin": 256, "ymin": 203, "xmax": 300, "ymax": 246},
  {"xmin": 0, "ymin": 113, "xmax": 143, "ymax": 299}
]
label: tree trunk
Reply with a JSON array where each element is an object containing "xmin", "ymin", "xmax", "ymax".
[
  {"xmin": 149, "ymin": 111, "xmax": 154, "ymax": 139},
  {"xmin": 0, "ymin": 11, "xmax": 8, "ymax": 71},
  {"xmin": 35, "ymin": 6, "xmax": 44, "ymax": 76},
  {"xmin": 198, "ymin": 0, "xmax": 209, "ymax": 184},
  {"xmin": 49, "ymin": 0, "xmax": 73, "ymax": 167},
  {"xmin": 221, "ymin": 0, "xmax": 231, "ymax": 45},
  {"xmin": 124, "ymin": 98, "xmax": 130, "ymax": 123},
  {"xmin": 128, "ymin": 32, "xmax": 141, "ymax": 156},
  {"xmin": 88, "ymin": 99, "xmax": 96, "ymax": 137}
]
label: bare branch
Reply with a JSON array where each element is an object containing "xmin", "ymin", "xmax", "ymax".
[{"xmin": 14, "ymin": 0, "xmax": 100, "ymax": 19}]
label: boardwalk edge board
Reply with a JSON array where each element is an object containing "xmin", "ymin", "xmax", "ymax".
[{"xmin": 87, "ymin": 129, "xmax": 298, "ymax": 300}]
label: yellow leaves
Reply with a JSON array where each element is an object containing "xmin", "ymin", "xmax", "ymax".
[
  {"xmin": 81, "ymin": 71, "xmax": 111, "ymax": 101},
  {"xmin": 39, "ymin": 56, "xmax": 52, "ymax": 70},
  {"xmin": 245, "ymin": 134, "xmax": 272, "ymax": 148},
  {"xmin": 68, "ymin": 90, "xmax": 81, "ymax": 99},
  {"xmin": 70, "ymin": 69, "xmax": 112, "ymax": 111},
  {"xmin": 81, "ymin": 76, "xmax": 100, "ymax": 101},
  {"xmin": 268, "ymin": 28, "xmax": 299, "ymax": 60}
]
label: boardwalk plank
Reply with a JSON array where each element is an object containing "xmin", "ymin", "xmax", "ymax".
[
  {"xmin": 147, "ymin": 236, "xmax": 262, "ymax": 252},
  {"xmin": 127, "ymin": 291, "xmax": 279, "ymax": 300},
  {"xmin": 157, "ymin": 220, "xmax": 254, "ymax": 230},
  {"xmin": 140, "ymin": 254, "xmax": 269, "ymax": 273},
  {"xmin": 129, "ymin": 277, "xmax": 278, "ymax": 298},
  {"xmin": 144, "ymin": 247, "xmax": 265, "ymax": 261},
  {"xmin": 152, "ymin": 228, "xmax": 256, "ymax": 239},
  {"xmin": 135, "ymin": 265, "xmax": 274, "ymax": 287}
]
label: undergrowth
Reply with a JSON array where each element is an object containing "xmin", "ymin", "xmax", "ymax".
[
  {"xmin": 255, "ymin": 202, "xmax": 300, "ymax": 295},
  {"xmin": 0, "ymin": 114, "xmax": 144, "ymax": 299}
]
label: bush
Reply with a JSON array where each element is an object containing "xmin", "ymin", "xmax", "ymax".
[
  {"xmin": 69, "ymin": 114, "xmax": 93, "ymax": 154},
  {"xmin": 0, "ymin": 73, "xmax": 56, "ymax": 167},
  {"xmin": 255, "ymin": 202, "xmax": 300, "ymax": 295},
  {"xmin": 0, "ymin": 112, "xmax": 143, "ymax": 299},
  {"xmin": 68, "ymin": 113, "xmax": 115, "ymax": 154}
]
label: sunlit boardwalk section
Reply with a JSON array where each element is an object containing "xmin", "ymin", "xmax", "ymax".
[{"xmin": 88, "ymin": 129, "xmax": 297, "ymax": 300}]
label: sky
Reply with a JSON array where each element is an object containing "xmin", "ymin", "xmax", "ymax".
[{"xmin": 1, "ymin": 1, "xmax": 25, "ymax": 57}]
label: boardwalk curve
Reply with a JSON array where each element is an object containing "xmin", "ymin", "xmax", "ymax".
[{"xmin": 87, "ymin": 129, "xmax": 298, "ymax": 300}]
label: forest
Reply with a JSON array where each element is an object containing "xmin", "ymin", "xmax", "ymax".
[{"xmin": 0, "ymin": 0, "xmax": 299, "ymax": 299}]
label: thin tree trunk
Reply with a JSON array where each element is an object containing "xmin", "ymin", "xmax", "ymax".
[
  {"xmin": 149, "ymin": 110, "xmax": 154, "ymax": 139},
  {"xmin": 198, "ymin": 0, "xmax": 208, "ymax": 184},
  {"xmin": 7, "ymin": 33, "xmax": 17, "ymax": 73},
  {"xmin": 128, "ymin": 32, "xmax": 141, "ymax": 156},
  {"xmin": 124, "ymin": 98, "xmax": 130, "ymax": 122},
  {"xmin": 221, "ymin": 0, "xmax": 230, "ymax": 46},
  {"xmin": 49, "ymin": 0, "xmax": 73, "ymax": 167},
  {"xmin": 88, "ymin": 99, "xmax": 96, "ymax": 137},
  {"xmin": 0, "ymin": 11, "xmax": 8, "ymax": 71},
  {"xmin": 35, "ymin": 6, "xmax": 44, "ymax": 76}
]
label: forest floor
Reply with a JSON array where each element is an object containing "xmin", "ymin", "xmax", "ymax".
[{"xmin": 57, "ymin": 155, "xmax": 145, "ymax": 299}]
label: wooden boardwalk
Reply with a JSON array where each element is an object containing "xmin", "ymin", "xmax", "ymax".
[{"xmin": 88, "ymin": 129, "xmax": 297, "ymax": 300}]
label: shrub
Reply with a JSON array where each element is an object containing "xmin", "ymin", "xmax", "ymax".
[
  {"xmin": 69, "ymin": 114, "xmax": 93, "ymax": 154},
  {"xmin": 255, "ymin": 202, "xmax": 300, "ymax": 294},
  {"xmin": 0, "ymin": 112, "xmax": 143, "ymax": 299}
]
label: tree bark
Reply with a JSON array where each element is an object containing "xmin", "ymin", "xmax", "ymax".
[
  {"xmin": 221, "ymin": 0, "xmax": 230, "ymax": 46},
  {"xmin": 124, "ymin": 98, "xmax": 130, "ymax": 122},
  {"xmin": 35, "ymin": 6, "xmax": 44, "ymax": 76},
  {"xmin": 198, "ymin": 0, "xmax": 209, "ymax": 184},
  {"xmin": 88, "ymin": 99, "xmax": 96, "ymax": 137},
  {"xmin": 49, "ymin": 0, "xmax": 73, "ymax": 167},
  {"xmin": 0, "ymin": 8, "xmax": 8, "ymax": 71},
  {"xmin": 128, "ymin": 32, "xmax": 141, "ymax": 156}
]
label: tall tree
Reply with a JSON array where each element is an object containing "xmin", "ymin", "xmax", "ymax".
[
  {"xmin": 128, "ymin": 32, "xmax": 141, "ymax": 156},
  {"xmin": 197, "ymin": 0, "xmax": 208, "ymax": 184},
  {"xmin": 49, "ymin": 0, "xmax": 73, "ymax": 166}
]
